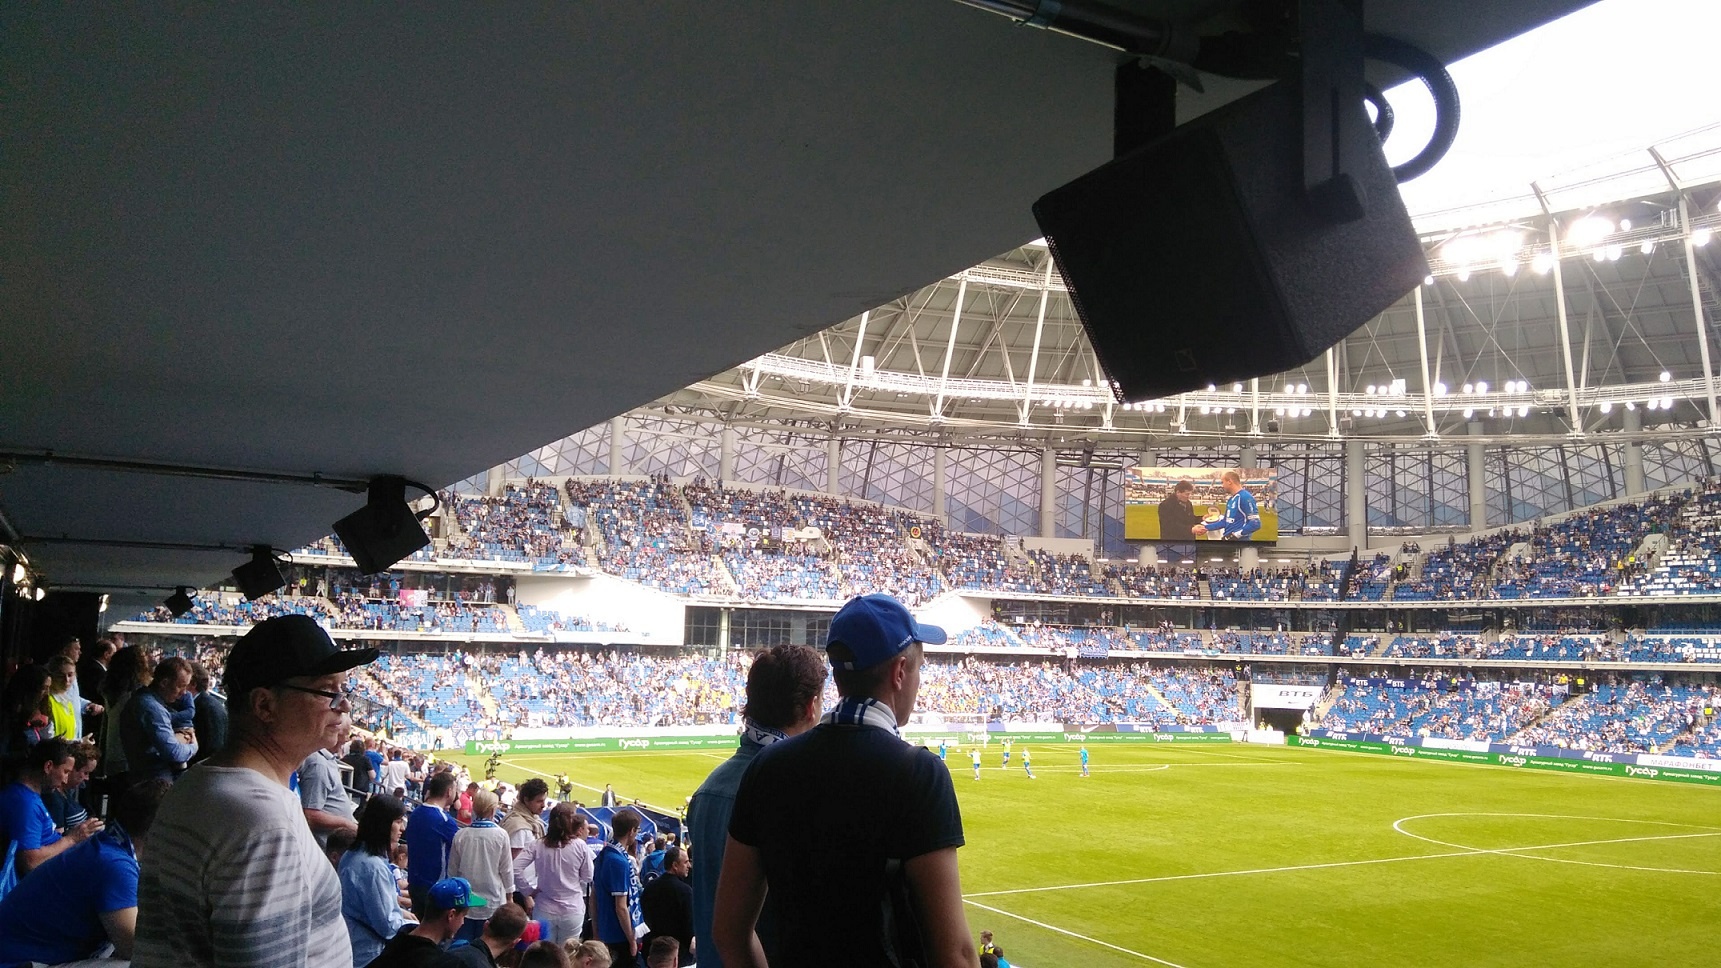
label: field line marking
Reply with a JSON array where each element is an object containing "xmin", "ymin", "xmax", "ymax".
[
  {"xmin": 963, "ymin": 849, "xmax": 1483, "ymax": 898},
  {"xmin": 963, "ymin": 898, "xmax": 1191, "ymax": 968},
  {"xmin": 969, "ymin": 826, "xmax": 1721, "ymax": 899},
  {"xmin": 1393, "ymin": 813, "xmax": 1721, "ymax": 875}
]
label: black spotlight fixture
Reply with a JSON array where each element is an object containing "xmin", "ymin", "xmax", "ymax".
[
  {"xmin": 332, "ymin": 476, "xmax": 438, "ymax": 575},
  {"xmin": 164, "ymin": 586, "xmax": 196, "ymax": 617},
  {"xmin": 232, "ymin": 545, "xmax": 287, "ymax": 601}
]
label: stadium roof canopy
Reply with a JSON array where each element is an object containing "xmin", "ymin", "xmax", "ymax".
[
  {"xmin": 0, "ymin": 1, "xmax": 1621, "ymax": 595},
  {"xmin": 660, "ymin": 129, "xmax": 1721, "ymax": 449}
]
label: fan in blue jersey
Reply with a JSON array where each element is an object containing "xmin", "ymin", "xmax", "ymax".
[{"xmin": 1192, "ymin": 471, "xmax": 1262, "ymax": 540}]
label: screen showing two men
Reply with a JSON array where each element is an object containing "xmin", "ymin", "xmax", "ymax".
[{"xmin": 1123, "ymin": 467, "xmax": 1279, "ymax": 543}]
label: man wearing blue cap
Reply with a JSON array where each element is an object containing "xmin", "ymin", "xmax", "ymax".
[
  {"xmin": 715, "ymin": 593, "xmax": 978, "ymax": 968},
  {"xmin": 367, "ymin": 876, "xmax": 487, "ymax": 968}
]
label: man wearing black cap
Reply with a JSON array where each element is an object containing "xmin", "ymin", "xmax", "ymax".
[
  {"xmin": 134, "ymin": 614, "xmax": 379, "ymax": 968},
  {"xmin": 714, "ymin": 593, "xmax": 977, "ymax": 968}
]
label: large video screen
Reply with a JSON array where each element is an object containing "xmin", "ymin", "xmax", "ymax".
[{"xmin": 1124, "ymin": 466, "xmax": 1279, "ymax": 543}]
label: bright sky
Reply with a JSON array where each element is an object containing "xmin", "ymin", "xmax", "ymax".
[{"xmin": 1385, "ymin": 0, "xmax": 1720, "ymax": 223}]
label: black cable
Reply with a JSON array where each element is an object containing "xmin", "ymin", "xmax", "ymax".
[
  {"xmin": 399, "ymin": 478, "xmax": 442, "ymax": 520},
  {"xmin": 1363, "ymin": 34, "xmax": 1461, "ymax": 183},
  {"xmin": 1362, "ymin": 80, "xmax": 1394, "ymax": 144}
]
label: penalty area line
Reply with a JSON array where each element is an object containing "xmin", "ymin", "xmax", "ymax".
[{"xmin": 963, "ymin": 898, "xmax": 1192, "ymax": 968}]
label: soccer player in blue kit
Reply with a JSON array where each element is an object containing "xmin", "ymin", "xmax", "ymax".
[
  {"xmin": 938, "ymin": 737, "xmax": 948, "ymax": 762},
  {"xmin": 970, "ymin": 748, "xmax": 982, "ymax": 780},
  {"xmin": 1021, "ymin": 748, "xmax": 1034, "ymax": 779},
  {"xmin": 1080, "ymin": 744, "xmax": 1090, "ymax": 777},
  {"xmin": 1001, "ymin": 739, "xmax": 1011, "ymax": 770},
  {"xmin": 1193, "ymin": 470, "xmax": 1262, "ymax": 540}
]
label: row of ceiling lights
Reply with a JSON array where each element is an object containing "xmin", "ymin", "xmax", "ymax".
[{"xmin": 1434, "ymin": 204, "xmax": 1719, "ymax": 282}]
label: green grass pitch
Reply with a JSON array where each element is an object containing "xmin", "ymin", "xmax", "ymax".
[{"xmin": 447, "ymin": 742, "xmax": 1721, "ymax": 967}]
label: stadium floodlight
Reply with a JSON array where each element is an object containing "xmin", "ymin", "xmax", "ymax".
[
  {"xmin": 1599, "ymin": 401, "xmax": 1612, "ymax": 413},
  {"xmin": 1619, "ymin": 219, "xmax": 1632, "ymax": 231},
  {"xmin": 1433, "ymin": 382, "xmax": 1448, "ymax": 396},
  {"xmin": 1662, "ymin": 396, "xmax": 1675, "ymax": 410},
  {"xmin": 1531, "ymin": 252, "xmax": 1554, "ymax": 275},
  {"xmin": 1461, "ymin": 383, "xmax": 1473, "ymax": 394},
  {"xmin": 1625, "ymin": 401, "xmax": 1637, "ymax": 411},
  {"xmin": 1456, "ymin": 267, "xmax": 1471, "ymax": 281},
  {"xmin": 1694, "ymin": 228, "xmax": 1713, "ymax": 247},
  {"xmin": 1366, "ymin": 384, "xmax": 1377, "ymax": 395},
  {"xmin": 1462, "ymin": 408, "xmax": 1474, "ymax": 419},
  {"xmin": 231, "ymin": 546, "xmax": 286, "ymax": 601},
  {"xmin": 165, "ymin": 586, "xmax": 196, "ymax": 618},
  {"xmin": 1640, "ymin": 240, "xmax": 1655, "ymax": 255},
  {"xmin": 1475, "ymin": 381, "xmax": 1488, "ymax": 394},
  {"xmin": 1660, "ymin": 371, "xmax": 1672, "ymax": 382},
  {"xmin": 1423, "ymin": 275, "xmax": 1434, "ymax": 286},
  {"xmin": 1567, "ymin": 216, "xmax": 1614, "ymax": 248},
  {"xmin": 9, "ymin": 563, "xmax": 22, "ymax": 584},
  {"xmin": 1605, "ymin": 245, "xmax": 1622, "ymax": 262},
  {"xmin": 1517, "ymin": 405, "xmax": 1530, "ymax": 417}
]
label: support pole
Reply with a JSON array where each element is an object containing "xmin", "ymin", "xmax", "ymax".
[
  {"xmin": 840, "ymin": 311, "xmax": 870, "ymax": 411},
  {"xmin": 1345, "ymin": 438, "xmax": 1366, "ymax": 549},
  {"xmin": 1623, "ymin": 407, "xmax": 1646, "ymax": 495},
  {"xmin": 1326, "ymin": 348, "xmax": 1341, "ymax": 437},
  {"xmin": 1546, "ymin": 218, "xmax": 1584, "ymax": 431},
  {"xmin": 1041, "ymin": 447, "xmax": 1058, "ymax": 538},
  {"xmin": 1413, "ymin": 285, "xmax": 1437, "ymax": 436},
  {"xmin": 1467, "ymin": 422, "xmax": 1487, "ymax": 528},
  {"xmin": 933, "ymin": 448, "xmax": 948, "ymax": 524},
  {"xmin": 934, "ymin": 277, "xmax": 967, "ymax": 420},
  {"xmin": 719, "ymin": 426, "xmax": 736, "ymax": 482},
  {"xmin": 1678, "ymin": 196, "xmax": 1720, "ymax": 425},
  {"xmin": 827, "ymin": 437, "xmax": 842, "ymax": 495},
  {"xmin": 1021, "ymin": 259, "xmax": 1054, "ymax": 424},
  {"xmin": 608, "ymin": 415, "xmax": 626, "ymax": 476}
]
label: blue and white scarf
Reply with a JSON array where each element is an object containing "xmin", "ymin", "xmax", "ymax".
[
  {"xmin": 741, "ymin": 718, "xmax": 789, "ymax": 748},
  {"xmin": 819, "ymin": 696, "xmax": 902, "ymax": 739}
]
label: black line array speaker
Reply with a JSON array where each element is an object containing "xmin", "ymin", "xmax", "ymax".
[{"xmin": 1033, "ymin": 78, "xmax": 1428, "ymax": 402}]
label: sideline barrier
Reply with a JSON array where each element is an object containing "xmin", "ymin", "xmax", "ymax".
[
  {"xmin": 467, "ymin": 727, "xmax": 1236, "ymax": 756},
  {"xmin": 1289, "ymin": 734, "xmax": 1721, "ymax": 786}
]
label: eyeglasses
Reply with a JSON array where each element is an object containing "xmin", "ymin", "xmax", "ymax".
[{"xmin": 277, "ymin": 683, "xmax": 353, "ymax": 709}]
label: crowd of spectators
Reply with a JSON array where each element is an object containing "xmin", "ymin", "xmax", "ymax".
[
  {"xmin": 1513, "ymin": 676, "xmax": 1720, "ymax": 755},
  {"xmin": 1317, "ymin": 675, "xmax": 1565, "ymax": 742},
  {"xmin": 568, "ymin": 476, "xmax": 720, "ymax": 596},
  {"xmin": 914, "ymin": 657, "xmax": 1244, "ymax": 726},
  {"xmin": 448, "ymin": 482, "xmax": 581, "ymax": 566},
  {"xmin": 262, "ymin": 476, "xmax": 1721, "ymax": 611}
]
